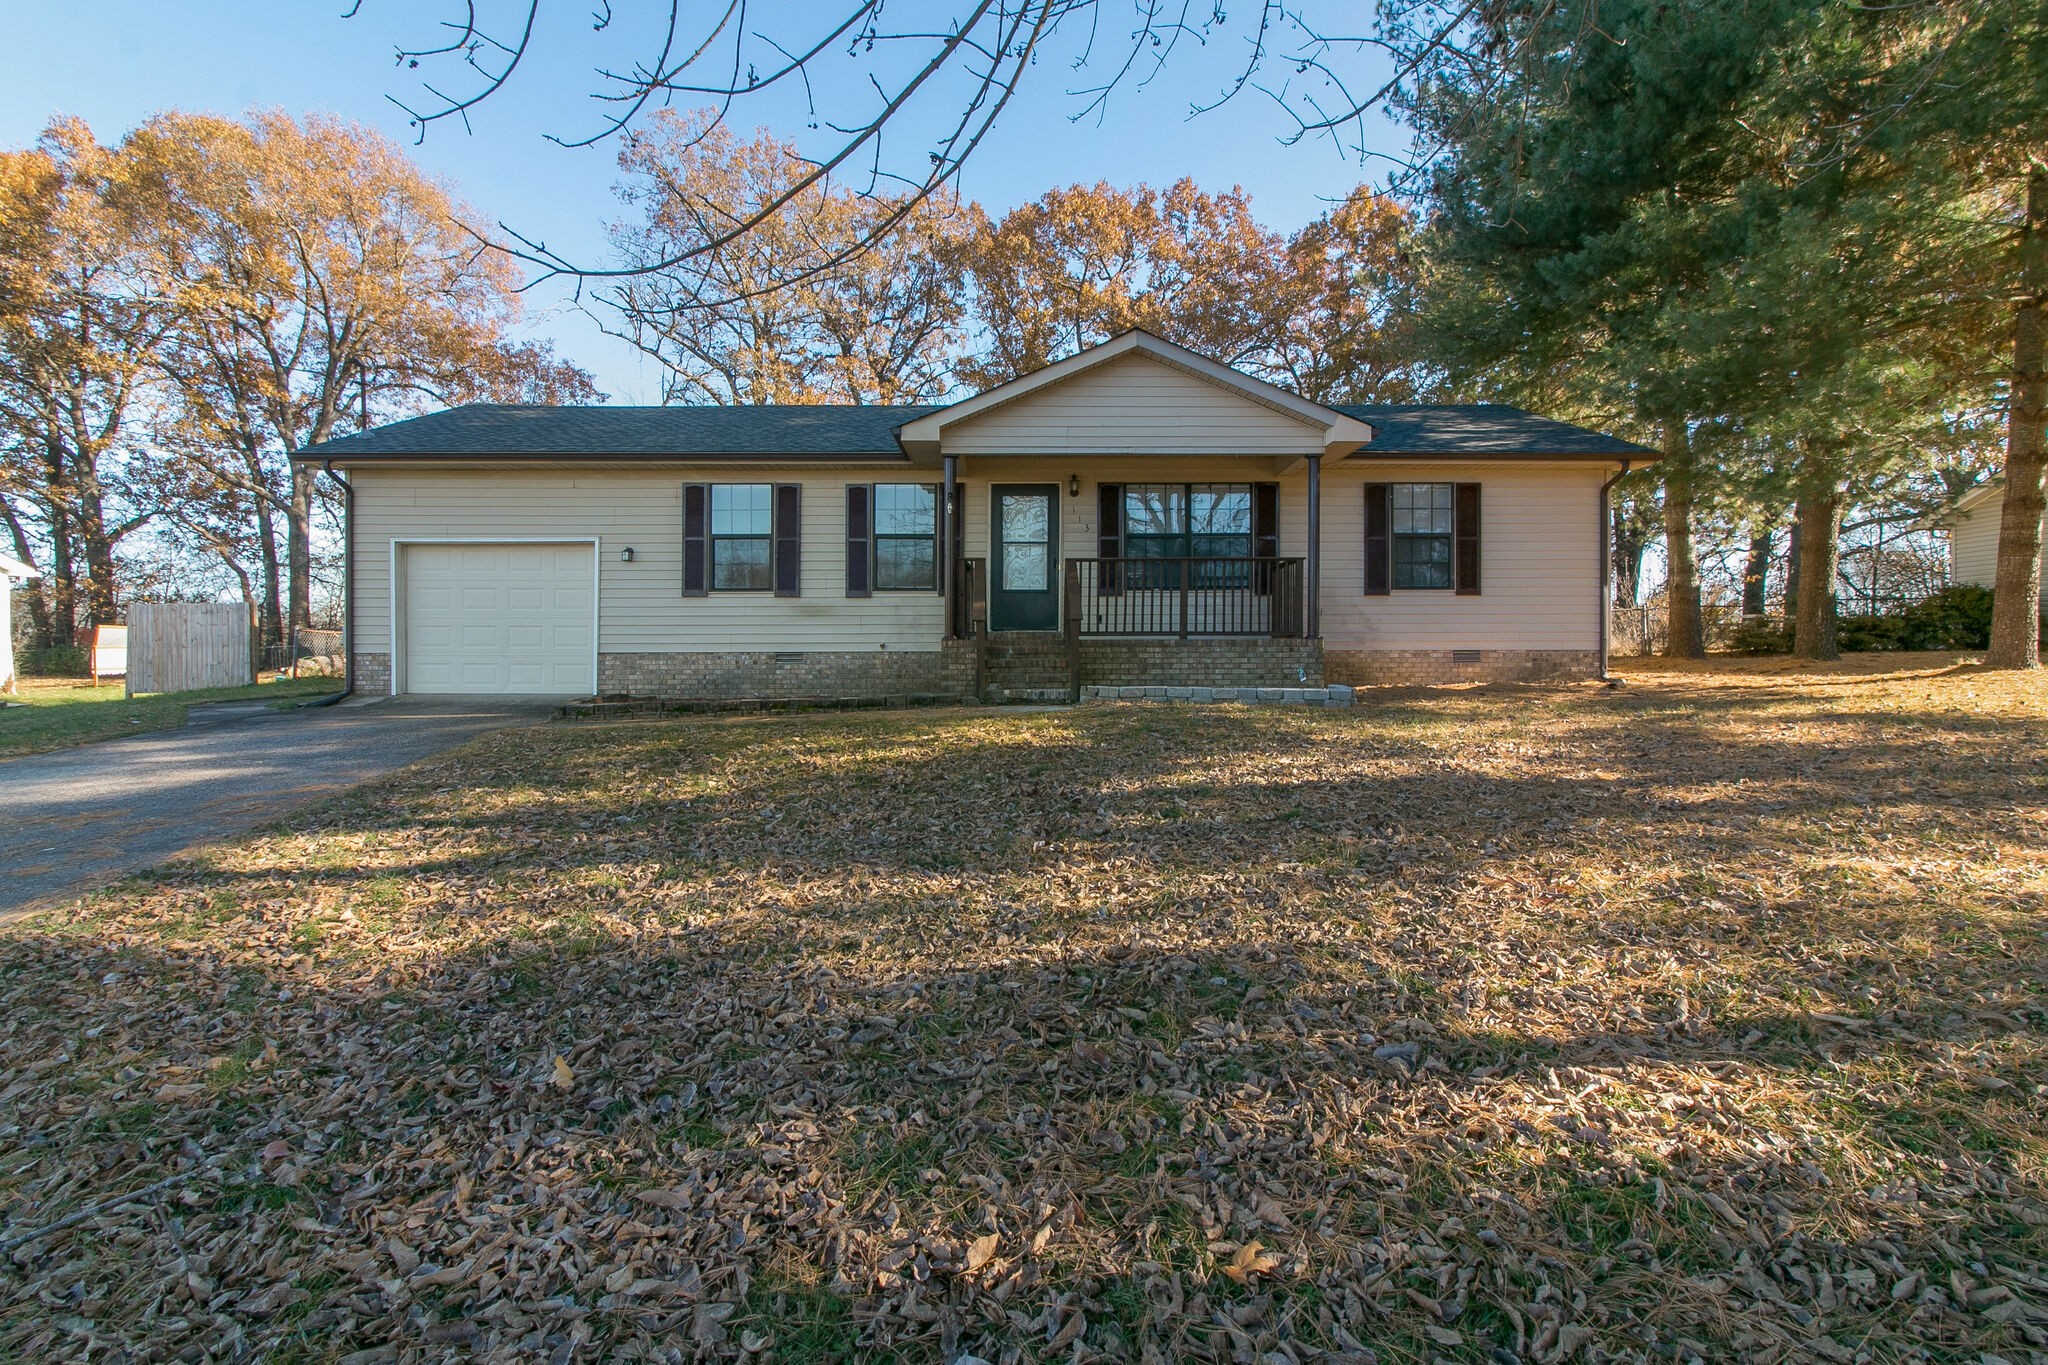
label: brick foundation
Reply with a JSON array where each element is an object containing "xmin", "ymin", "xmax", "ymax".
[
  {"xmin": 354, "ymin": 652, "xmax": 392, "ymax": 694},
  {"xmin": 371, "ymin": 641, "xmax": 1596, "ymax": 699},
  {"xmin": 1078, "ymin": 639, "xmax": 1325, "ymax": 689},
  {"xmin": 599, "ymin": 645, "xmax": 976, "ymax": 700},
  {"xmin": 1323, "ymin": 648, "xmax": 1598, "ymax": 685}
]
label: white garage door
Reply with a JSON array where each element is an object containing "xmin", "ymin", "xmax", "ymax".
[{"xmin": 401, "ymin": 543, "xmax": 595, "ymax": 695}]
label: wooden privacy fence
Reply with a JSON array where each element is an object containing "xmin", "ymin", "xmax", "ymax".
[{"xmin": 127, "ymin": 602, "xmax": 253, "ymax": 695}]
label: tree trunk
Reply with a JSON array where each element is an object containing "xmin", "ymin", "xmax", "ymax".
[
  {"xmin": 1612, "ymin": 503, "xmax": 1648, "ymax": 607},
  {"xmin": 254, "ymin": 496, "xmax": 285, "ymax": 650},
  {"xmin": 1792, "ymin": 480, "xmax": 1841, "ymax": 661},
  {"xmin": 48, "ymin": 506, "xmax": 78, "ymax": 648},
  {"xmin": 1988, "ymin": 160, "xmax": 2048, "ymax": 669},
  {"xmin": 1783, "ymin": 524, "xmax": 1801, "ymax": 622},
  {"xmin": 288, "ymin": 462, "xmax": 314, "ymax": 640},
  {"xmin": 1741, "ymin": 526, "xmax": 1775, "ymax": 616},
  {"xmin": 1660, "ymin": 422, "xmax": 1705, "ymax": 658}
]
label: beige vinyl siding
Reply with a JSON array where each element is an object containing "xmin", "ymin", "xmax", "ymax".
[
  {"xmin": 352, "ymin": 466, "xmax": 945, "ymax": 655},
  {"xmin": 943, "ymin": 353, "xmax": 1327, "ymax": 456},
  {"xmin": 1951, "ymin": 502, "xmax": 1996, "ymax": 587},
  {"xmin": 351, "ymin": 457, "xmax": 1618, "ymax": 661},
  {"xmin": 1321, "ymin": 463, "xmax": 1607, "ymax": 652},
  {"xmin": 1948, "ymin": 490, "xmax": 2047, "ymax": 600}
]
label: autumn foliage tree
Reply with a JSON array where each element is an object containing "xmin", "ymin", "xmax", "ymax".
[
  {"xmin": 0, "ymin": 111, "xmax": 598, "ymax": 653},
  {"xmin": 0, "ymin": 120, "xmax": 169, "ymax": 640},
  {"xmin": 606, "ymin": 111, "xmax": 973, "ymax": 406},
  {"xmin": 605, "ymin": 115, "xmax": 1419, "ymax": 407}
]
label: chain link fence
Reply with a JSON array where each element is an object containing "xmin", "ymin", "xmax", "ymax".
[{"xmin": 259, "ymin": 627, "xmax": 345, "ymax": 678}]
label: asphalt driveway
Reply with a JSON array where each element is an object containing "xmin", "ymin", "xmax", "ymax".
[{"xmin": 0, "ymin": 695, "xmax": 554, "ymax": 919}]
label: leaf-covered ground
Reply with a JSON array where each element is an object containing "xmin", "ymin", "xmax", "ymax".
[{"xmin": 3, "ymin": 655, "xmax": 2045, "ymax": 1364}]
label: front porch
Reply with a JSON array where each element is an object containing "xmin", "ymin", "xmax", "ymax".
[{"xmin": 952, "ymin": 555, "xmax": 1323, "ymax": 702}]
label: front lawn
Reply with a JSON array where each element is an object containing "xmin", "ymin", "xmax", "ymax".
[
  {"xmin": 0, "ymin": 674, "xmax": 339, "ymax": 757},
  {"xmin": 2, "ymin": 657, "xmax": 2044, "ymax": 1362}
]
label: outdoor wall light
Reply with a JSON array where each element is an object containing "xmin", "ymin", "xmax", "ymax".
[
  {"xmin": 1067, "ymin": 473, "xmax": 1081, "ymax": 498},
  {"xmin": 619, "ymin": 547, "xmax": 635, "ymax": 562}
]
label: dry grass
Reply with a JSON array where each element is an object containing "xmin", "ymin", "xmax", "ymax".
[
  {"xmin": 2, "ymin": 655, "xmax": 2045, "ymax": 1363},
  {"xmin": 0, "ymin": 675, "xmax": 337, "ymax": 756}
]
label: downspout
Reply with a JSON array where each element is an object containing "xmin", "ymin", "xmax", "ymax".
[
  {"xmin": 1597, "ymin": 460, "xmax": 1633, "ymax": 682},
  {"xmin": 305, "ymin": 459, "xmax": 355, "ymax": 706}
]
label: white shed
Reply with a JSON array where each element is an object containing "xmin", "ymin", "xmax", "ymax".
[{"xmin": 0, "ymin": 554, "xmax": 35, "ymax": 695}]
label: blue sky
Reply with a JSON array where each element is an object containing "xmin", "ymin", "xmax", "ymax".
[{"xmin": 0, "ymin": 1, "xmax": 1407, "ymax": 403}]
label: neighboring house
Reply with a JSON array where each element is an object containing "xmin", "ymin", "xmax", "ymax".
[
  {"xmin": 293, "ymin": 331, "xmax": 1655, "ymax": 699},
  {"xmin": 0, "ymin": 554, "xmax": 34, "ymax": 695},
  {"xmin": 1929, "ymin": 478, "xmax": 2048, "ymax": 602}
]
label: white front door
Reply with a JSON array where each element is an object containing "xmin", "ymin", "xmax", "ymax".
[{"xmin": 401, "ymin": 543, "xmax": 595, "ymax": 695}]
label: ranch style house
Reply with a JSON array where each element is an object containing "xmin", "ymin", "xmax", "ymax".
[{"xmin": 294, "ymin": 331, "xmax": 1657, "ymax": 701}]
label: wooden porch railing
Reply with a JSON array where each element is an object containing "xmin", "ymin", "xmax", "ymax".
[{"xmin": 1067, "ymin": 556, "xmax": 1306, "ymax": 639}]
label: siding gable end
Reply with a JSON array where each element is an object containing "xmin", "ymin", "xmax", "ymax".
[{"xmin": 942, "ymin": 353, "xmax": 1330, "ymax": 457}]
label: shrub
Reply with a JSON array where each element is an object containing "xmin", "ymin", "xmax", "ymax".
[
  {"xmin": 1725, "ymin": 616, "xmax": 1791, "ymax": 655},
  {"xmin": 18, "ymin": 645, "xmax": 88, "ymax": 677},
  {"xmin": 1899, "ymin": 584, "xmax": 1993, "ymax": 650},
  {"xmin": 1830, "ymin": 585, "xmax": 1993, "ymax": 653},
  {"xmin": 1836, "ymin": 613, "xmax": 1913, "ymax": 652}
]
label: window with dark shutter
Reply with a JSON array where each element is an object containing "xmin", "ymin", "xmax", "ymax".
[
  {"xmin": 1390, "ymin": 483, "xmax": 1454, "ymax": 589},
  {"xmin": 1097, "ymin": 482, "xmax": 1123, "ymax": 596},
  {"xmin": 1363, "ymin": 483, "xmax": 1390, "ymax": 596},
  {"xmin": 682, "ymin": 483, "xmax": 709, "ymax": 597},
  {"xmin": 873, "ymin": 484, "xmax": 938, "ymax": 590},
  {"xmin": 773, "ymin": 483, "xmax": 802, "ymax": 597},
  {"xmin": 845, "ymin": 484, "xmax": 872, "ymax": 598},
  {"xmin": 1455, "ymin": 482, "xmax": 1481, "ymax": 595}
]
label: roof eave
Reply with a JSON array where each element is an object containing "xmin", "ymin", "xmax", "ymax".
[{"xmin": 289, "ymin": 449, "xmax": 914, "ymax": 465}]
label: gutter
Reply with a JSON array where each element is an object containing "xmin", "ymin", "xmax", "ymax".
[
  {"xmin": 1597, "ymin": 460, "xmax": 1633, "ymax": 683},
  {"xmin": 304, "ymin": 460, "xmax": 355, "ymax": 707}
]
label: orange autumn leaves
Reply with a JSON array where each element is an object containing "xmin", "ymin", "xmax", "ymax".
[{"xmin": 606, "ymin": 108, "xmax": 1420, "ymax": 406}]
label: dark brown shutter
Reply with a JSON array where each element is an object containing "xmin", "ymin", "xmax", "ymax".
[
  {"xmin": 845, "ymin": 484, "xmax": 872, "ymax": 598},
  {"xmin": 1455, "ymin": 482, "xmax": 1481, "ymax": 595},
  {"xmin": 1364, "ymin": 482, "xmax": 1391, "ymax": 596},
  {"xmin": 1097, "ymin": 482, "xmax": 1123, "ymax": 596},
  {"xmin": 773, "ymin": 483, "xmax": 802, "ymax": 597},
  {"xmin": 1252, "ymin": 482, "xmax": 1279, "ymax": 596},
  {"xmin": 682, "ymin": 483, "xmax": 709, "ymax": 597},
  {"xmin": 1253, "ymin": 483, "xmax": 1279, "ymax": 558}
]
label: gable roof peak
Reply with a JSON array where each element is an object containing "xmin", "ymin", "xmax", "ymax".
[{"xmin": 898, "ymin": 330, "xmax": 1375, "ymax": 460}]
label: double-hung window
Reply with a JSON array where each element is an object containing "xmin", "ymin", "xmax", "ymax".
[
  {"xmin": 1123, "ymin": 483, "xmax": 1254, "ymax": 586},
  {"xmin": 710, "ymin": 484, "xmax": 774, "ymax": 591},
  {"xmin": 873, "ymin": 484, "xmax": 938, "ymax": 590},
  {"xmin": 1391, "ymin": 483, "xmax": 1454, "ymax": 590}
]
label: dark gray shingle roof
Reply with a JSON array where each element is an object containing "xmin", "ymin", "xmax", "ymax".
[
  {"xmin": 295, "ymin": 400, "xmax": 1650, "ymax": 462},
  {"xmin": 1335, "ymin": 404, "xmax": 1655, "ymax": 457},
  {"xmin": 296, "ymin": 404, "xmax": 941, "ymax": 462}
]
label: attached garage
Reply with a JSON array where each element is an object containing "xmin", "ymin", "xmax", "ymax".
[{"xmin": 396, "ymin": 541, "xmax": 597, "ymax": 695}]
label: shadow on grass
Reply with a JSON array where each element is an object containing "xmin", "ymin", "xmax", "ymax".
[{"xmin": 3, "ymin": 692, "xmax": 2044, "ymax": 1361}]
